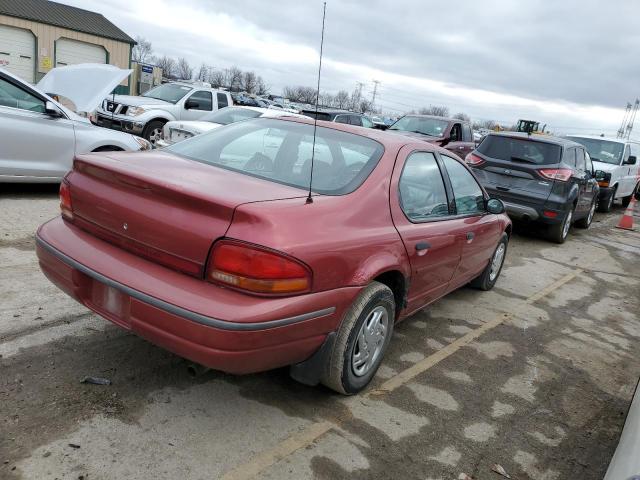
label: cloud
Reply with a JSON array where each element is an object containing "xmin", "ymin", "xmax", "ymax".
[{"xmin": 59, "ymin": 0, "xmax": 638, "ymax": 135}]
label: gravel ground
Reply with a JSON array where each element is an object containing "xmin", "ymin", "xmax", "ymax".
[{"xmin": 1, "ymin": 184, "xmax": 639, "ymax": 480}]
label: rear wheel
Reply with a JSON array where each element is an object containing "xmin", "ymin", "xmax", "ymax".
[
  {"xmin": 622, "ymin": 183, "xmax": 639, "ymax": 207},
  {"xmin": 549, "ymin": 206, "xmax": 573, "ymax": 244},
  {"xmin": 470, "ymin": 233, "xmax": 508, "ymax": 290},
  {"xmin": 575, "ymin": 198, "xmax": 596, "ymax": 229},
  {"xmin": 322, "ymin": 282, "xmax": 395, "ymax": 395}
]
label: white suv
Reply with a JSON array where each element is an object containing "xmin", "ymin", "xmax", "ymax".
[
  {"xmin": 95, "ymin": 82, "xmax": 234, "ymax": 145},
  {"xmin": 567, "ymin": 135, "xmax": 640, "ymax": 212}
]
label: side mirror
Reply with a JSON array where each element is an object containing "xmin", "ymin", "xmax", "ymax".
[
  {"xmin": 45, "ymin": 101, "xmax": 63, "ymax": 118},
  {"xmin": 486, "ymin": 198, "xmax": 506, "ymax": 214},
  {"xmin": 625, "ymin": 155, "xmax": 637, "ymax": 165},
  {"xmin": 184, "ymin": 99, "xmax": 200, "ymax": 110}
]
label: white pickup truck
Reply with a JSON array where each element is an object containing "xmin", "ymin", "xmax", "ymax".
[{"xmin": 95, "ymin": 82, "xmax": 233, "ymax": 145}]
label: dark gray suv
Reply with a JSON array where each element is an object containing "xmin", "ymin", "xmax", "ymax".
[{"xmin": 466, "ymin": 133, "xmax": 599, "ymax": 243}]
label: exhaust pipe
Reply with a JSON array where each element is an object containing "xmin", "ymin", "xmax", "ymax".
[{"xmin": 186, "ymin": 363, "xmax": 210, "ymax": 377}]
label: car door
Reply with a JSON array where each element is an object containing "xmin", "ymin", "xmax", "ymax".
[
  {"xmin": 629, "ymin": 143, "xmax": 640, "ymax": 193},
  {"xmin": 0, "ymin": 74, "xmax": 76, "ymax": 180},
  {"xmin": 621, "ymin": 143, "xmax": 638, "ymax": 196},
  {"xmin": 389, "ymin": 146, "xmax": 463, "ymax": 312},
  {"xmin": 180, "ymin": 90, "xmax": 213, "ymax": 120},
  {"xmin": 444, "ymin": 122, "xmax": 469, "ymax": 159},
  {"xmin": 574, "ymin": 148, "xmax": 595, "ymax": 212},
  {"xmin": 439, "ymin": 154, "xmax": 502, "ymax": 288}
]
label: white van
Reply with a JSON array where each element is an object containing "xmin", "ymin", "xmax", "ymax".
[{"xmin": 567, "ymin": 135, "xmax": 640, "ymax": 212}]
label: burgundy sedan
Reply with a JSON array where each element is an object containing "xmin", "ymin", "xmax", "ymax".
[{"xmin": 36, "ymin": 117, "xmax": 511, "ymax": 394}]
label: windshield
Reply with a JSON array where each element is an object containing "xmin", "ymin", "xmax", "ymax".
[
  {"xmin": 141, "ymin": 84, "xmax": 192, "ymax": 103},
  {"xmin": 477, "ymin": 135, "xmax": 562, "ymax": 165},
  {"xmin": 201, "ymin": 107, "xmax": 262, "ymax": 124},
  {"xmin": 166, "ymin": 118, "xmax": 384, "ymax": 195},
  {"xmin": 567, "ymin": 137, "xmax": 624, "ymax": 165},
  {"xmin": 388, "ymin": 116, "xmax": 449, "ymax": 137}
]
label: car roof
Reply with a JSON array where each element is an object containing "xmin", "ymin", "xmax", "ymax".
[
  {"xmin": 401, "ymin": 114, "xmax": 466, "ymax": 123},
  {"xmin": 565, "ymin": 134, "xmax": 638, "ymax": 145},
  {"xmin": 302, "ymin": 109, "xmax": 362, "ymax": 116},
  {"xmin": 487, "ymin": 131, "xmax": 581, "ymax": 148}
]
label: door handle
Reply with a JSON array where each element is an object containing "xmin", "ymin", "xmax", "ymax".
[
  {"xmin": 466, "ymin": 232, "xmax": 475, "ymax": 241},
  {"xmin": 415, "ymin": 241, "xmax": 431, "ymax": 251}
]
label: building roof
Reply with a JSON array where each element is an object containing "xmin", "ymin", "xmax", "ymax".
[{"xmin": 0, "ymin": 0, "xmax": 136, "ymax": 44}]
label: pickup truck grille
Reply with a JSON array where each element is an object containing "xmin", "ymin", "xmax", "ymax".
[{"xmin": 102, "ymin": 100, "xmax": 127, "ymax": 115}]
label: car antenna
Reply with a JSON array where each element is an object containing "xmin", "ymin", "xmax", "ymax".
[{"xmin": 306, "ymin": 1, "xmax": 327, "ymax": 205}]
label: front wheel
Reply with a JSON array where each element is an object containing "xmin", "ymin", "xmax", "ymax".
[
  {"xmin": 142, "ymin": 120, "xmax": 166, "ymax": 146},
  {"xmin": 322, "ymin": 282, "xmax": 395, "ymax": 395},
  {"xmin": 470, "ymin": 233, "xmax": 508, "ymax": 291},
  {"xmin": 598, "ymin": 188, "xmax": 615, "ymax": 213}
]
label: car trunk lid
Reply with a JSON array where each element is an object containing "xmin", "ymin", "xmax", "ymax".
[{"xmin": 67, "ymin": 151, "xmax": 307, "ymax": 276}]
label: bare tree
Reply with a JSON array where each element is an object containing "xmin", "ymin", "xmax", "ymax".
[
  {"xmin": 334, "ymin": 90, "xmax": 350, "ymax": 109},
  {"xmin": 227, "ymin": 66, "xmax": 243, "ymax": 91},
  {"xmin": 358, "ymin": 98, "xmax": 374, "ymax": 114},
  {"xmin": 255, "ymin": 77, "xmax": 269, "ymax": 96},
  {"xmin": 241, "ymin": 71, "xmax": 258, "ymax": 94},
  {"xmin": 196, "ymin": 63, "xmax": 209, "ymax": 82},
  {"xmin": 155, "ymin": 55, "xmax": 176, "ymax": 79},
  {"xmin": 418, "ymin": 105, "xmax": 450, "ymax": 117},
  {"xmin": 132, "ymin": 36, "xmax": 153, "ymax": 64},
  {"xmin": 208, "ymin": 69, "xmax": 225, "ymax": 88},
  {"xmin": 453, "ymin": 112, "xmax": 470, "ymax": 121},
  {"xmin": 176, "ymin": 57, "xmax": 193, "ymax": 80}
]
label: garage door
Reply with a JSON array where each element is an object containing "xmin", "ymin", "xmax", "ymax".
[
  {"xmin": 56, "ymin": 38, "xmax": 106, "ymax": 67},
  {"xmin": 0, "ymin": 25, "xmax": 35, "ymax": 83}
]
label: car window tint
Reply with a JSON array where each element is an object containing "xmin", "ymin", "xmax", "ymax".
[
  {"xmin": 0, "ymin": 77, "xmax": 45, "ymax": 113},
  {"xmin": 477, "ymin": 136, "xmax": 561, "ymax": 165},
  {"xmin": 334, "ymin": 115, "xmax": 350, "ymax": 124},
  {"xmin": 450, "ymin": 124, "xmax": 462, "ymax": 141},
  {"xmin": 349, "ymin": 115, "xmax": 363, "ymax": 126},
  {"xmin": 167, "ymin": 118, "xmax": 384, "ymax": 195},
  {"xmin": 565, "ymin": 148, "xmax": 577, "ymax": 167},
  {"xmin": 441, "ymin": 155, "xmax": 485, "ymax": 215},
  {"xmin": 217, "ymin": 92, "xmax": 229, "ymax": 108},
  {"xmin": 188, "ymin": 91, "xmax": 212, "ymax": 111},
  {"xmin": 462, "ymin": 124, "xmax": 473, "ymax": 142},
  {"xmin": 399, "ymin": 152, "xmax": 450, "ymax": 221},
  {"xmin": 361, "ymin": 116, "xmax": 374, "ymax": 128}
]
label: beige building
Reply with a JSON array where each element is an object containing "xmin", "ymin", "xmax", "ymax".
[{"xmin": 0, "ymin": 0, "xmax": 135, "ymax": 93}]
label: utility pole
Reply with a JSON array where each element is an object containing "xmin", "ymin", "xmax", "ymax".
[
  {"xmin": 352, "ymin": 81, "xmax": 364, "ymax": 110},
  {"xmin": 625, "ymin": 99, "xmax": 639, "ymax": 140},
  {"xmin": 371, "ymin": 79, "xmax": 381, "ymax": 109},
  {"xmin": 618, "ymin": 102, "xmax": 632, "ymax": 139}
]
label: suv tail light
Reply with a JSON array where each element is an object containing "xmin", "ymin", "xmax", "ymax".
[
  {"xmin": 59, "ymin": 180, "xmax": 73, "ymax": 220},
  {"xmin": 538, "ymin": 168, "xmax": 573, "ymax": 182},
  {"xmin": 206, "ymin": 240, "xmax": 312, "ymax": 295},
  {"xmin": 465, "ymin": 153, "xmax": 486, "ymax": 166}
]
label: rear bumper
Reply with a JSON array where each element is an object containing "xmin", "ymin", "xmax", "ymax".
[
  {"xmin": 487, "ymin": 190, "xmax": 566, "ymax": 225},
  {"xmin": 36, "ymin": 217, "xmax": 361, "ymax": 374}
]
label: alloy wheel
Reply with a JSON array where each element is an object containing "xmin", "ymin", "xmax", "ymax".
[
  {"xmin": 562, "ymin": 210, "xmax": 573, "ymax": 239},
  {"xmin": 352, "ymin": 306, "xmax": 388, "ymax": 377},
  {"xmin": 489, "ymin": 243, "xmax": 506, "ymax": 281}
]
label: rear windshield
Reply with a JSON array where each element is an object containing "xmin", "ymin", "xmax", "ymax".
[
  {"xmin": 387, "ymin": 116, "xmax": 449, "ymax": 138},
  {"xmin": 166, "ymin": 118, "xmax": 385, "ymax": 195},
  {"xmin": 567, "ymin": 137, "xmax": 624, "ymax": 165},
  {"xmin": 477, "ymin": 135, "xmax": 562, "ymax": 165},
  {"xmin": 301, "ymin": 111, "xmax": 332, "ymax": 121},
  {"xmin": 201, "ymin": 107, "xmax": 262, "ymax": 124}
]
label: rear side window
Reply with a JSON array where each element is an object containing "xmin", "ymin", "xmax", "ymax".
[
  {"xmin": 477, "ymin": 135, "xmax": 561, "ymax": 165},
  {"xmin": 399, "ymin": 152, "xmax": 450, "ymax": 221},
  {"xmin": 565, "ymin": 148, "xmax": 577, "ymax": 167},
  {"xmin": 217, "ymin": 92, "xmax": 229, "ymax": 108},
  {"xmin": 301, "ymin": 111, "xmax": 332, "ymax": 121},
  {"xmin": 441, "ymin": 155, "xmax": 485, "ymax": 215},
  {"xmin": 334, "ymin": 115, "xmax": 350, "ymax": 124},
  {"xmin": 166, "ymin": 118, "xmax": 384, "ymax": 195},
  {"xmin": 575, "ymin": 148, "xmax": 586, "ymax": 172},
  {"xmin": 349, "ymin": 115, "xmax": 363, "ymax": 126},
  {"xmin": 462, "ymin": 124, "xmax": 473, "ymax": 142}
]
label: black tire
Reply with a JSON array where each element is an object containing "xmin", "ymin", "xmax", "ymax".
[
  {"xmin": 635, "ymin": 183, "xmax": 640, "ymax": 201},
  {"xmin": 470, "ymin": 233, "xmax": 508, "ymax": 290},
  {"xmin": 142, "ymin": 120, "xmax": 166, "ymax": 145},
  {"xmin": 321, "ymin": 282, "xmax": 395, "ymax": 395},
  {"xmin": 548, "ymin": 206, "xmax": 574, "ymax": 244},
  {"xmin": 598, "ymin": 187, "xmax": 616, "ymax": 213},
  {"xmin": 575, "ymin": 198, "xmax": 596, "ymax": 229}
]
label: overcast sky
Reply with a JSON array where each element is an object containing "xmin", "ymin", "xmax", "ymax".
[{"xmin": 61, "ymin": 0, "xmax": 640, "ymax": 136}]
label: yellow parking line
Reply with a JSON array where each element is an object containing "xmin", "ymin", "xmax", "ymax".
[{"xmin": 219, "ymin": 267, "xmax": 583, "ymax": 480}]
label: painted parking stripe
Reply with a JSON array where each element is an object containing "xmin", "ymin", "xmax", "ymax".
[{"xmin": 220, "ymin": 268, "xmax": 584, "ymax": 480}]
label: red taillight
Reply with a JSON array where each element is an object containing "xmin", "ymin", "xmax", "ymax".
[
  {"xmin": 465, "ymin": 152, "xmax": 486, "ymax": 166},
  {"xmin": 207, "ymin": 240, "xmax": 312, "ymax": 295},
  {"xmin": 59, "ymin": 180, "xmax": 73, "ymax": 220},
  {"xmin": 538, "ymin": 168, "xmax": 573, "ymax": 182},
  {"xmin": 543, "ymin": 210, "xmax": 559, "ymax": 218}
]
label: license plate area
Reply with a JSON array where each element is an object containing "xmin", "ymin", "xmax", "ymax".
[{"xmin": 89, "ymin": 281, "xmax": 131, "ymax": 328}]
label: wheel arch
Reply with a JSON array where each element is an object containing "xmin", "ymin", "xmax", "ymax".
[{"xmin": 372, "ymin": 269, "xmax": 408, "ymax": 320}]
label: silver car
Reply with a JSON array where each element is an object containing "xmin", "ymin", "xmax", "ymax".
[{"xmin": 0, "ymin": 67, "xmax": 150, "ymax": 183}]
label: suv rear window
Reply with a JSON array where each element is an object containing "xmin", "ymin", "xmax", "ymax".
[
  {"xmin": 477, "ymin": 135, "xmax": 561, "ymax": 165},
  {"xmin": 301, "ymin": 111, "xmax": 332, "ymax": 121},
  {"xmin": 166, "ymin": 118, "xmax": 384, "ymax": 195}
]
